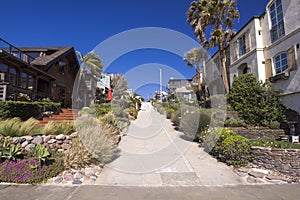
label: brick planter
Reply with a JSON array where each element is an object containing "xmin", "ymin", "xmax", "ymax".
[{"xmin": 251, "ymin": 146, "xmax": 300, "ymax": 178}]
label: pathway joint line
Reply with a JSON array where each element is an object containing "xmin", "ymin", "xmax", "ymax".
[{"xmin": 162, "ymin": 127, "xmax": 194, "ymax": 172}]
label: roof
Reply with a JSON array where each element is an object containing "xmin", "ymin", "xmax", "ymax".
[
  {"xmin": 19, "ymin": 46, "xmax": 74, "ymax": 67},
  {"xmin": 175, "ymin": 87, "xmax": 193, "ymax": 93}
]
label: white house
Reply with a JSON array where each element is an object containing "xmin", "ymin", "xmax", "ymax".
[{"xmin": 205, "ymin": 0, "xmax": 300, "ymax": 112}]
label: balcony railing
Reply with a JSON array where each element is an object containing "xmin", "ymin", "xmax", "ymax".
[{"xmin": 0, "ymin": 38, "xmax": 35, "ymax": 64}]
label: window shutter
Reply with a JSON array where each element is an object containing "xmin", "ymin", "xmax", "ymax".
[
  {"xmin": 246, "ymin": 32, "xmax": 251, "ymax": 52},
  {"xmin": 287, "ymin": 45, "xmax": 297, "ymax": 71},
  {"xmin": 265, "ymin": 58, "xmax": 273, "ymax": 79}
]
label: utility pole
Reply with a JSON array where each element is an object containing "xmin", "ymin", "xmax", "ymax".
[{"xmin": 160, "ymin": 67, "xmax": 162, "ymax": 102}]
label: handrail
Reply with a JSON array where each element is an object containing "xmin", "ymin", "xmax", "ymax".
[{"xmin": 0, "ymin": 38, "xmax": 35, "ymax": 64}]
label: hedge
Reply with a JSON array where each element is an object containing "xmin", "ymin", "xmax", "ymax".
[{"xmin": 0, "ymin": 101, "xmax": 61, "ymax": 120}]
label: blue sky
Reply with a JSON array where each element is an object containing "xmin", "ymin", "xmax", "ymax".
[{"xmin": 0, "ymin": 0, "xmax": 270, "ymax": 99}]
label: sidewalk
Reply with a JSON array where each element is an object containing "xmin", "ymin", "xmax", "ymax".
[
  {"xmin": 96, "ymin": 102, "xmax": 243, "ymax": 186},
  {"xmin": 1, "ymin": 184, "xmax": 300, "ymax": 200}
]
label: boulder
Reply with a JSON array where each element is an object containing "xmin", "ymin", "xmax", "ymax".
[
  {"xmin": 48, "ymin": 139, "xmax": 57, "ymax": 144},
  {"xmin": 56, "ymin": 134, "xmax": 66, "ymax": 140},
  {"xmin": 21, "ymin": 141, "xmax": 29, "ymax": 148},
  {"xmin": 32, "ymin": 136, "xmax": 43, "ymax": 144}
]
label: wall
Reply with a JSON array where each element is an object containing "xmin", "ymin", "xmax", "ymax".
[
  {"xmin": 229, "ymin": 127, "xmax": 285, "ymax": 140},
  {"xmin": 252, "ymin": 146, "xmax": 300, "ymax": 178}
]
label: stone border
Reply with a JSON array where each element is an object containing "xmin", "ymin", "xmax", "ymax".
[{"xmin": 251, "ymin": 146, "xmax": 300, "ymax": 181}]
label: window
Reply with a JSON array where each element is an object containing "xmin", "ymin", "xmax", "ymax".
[
  {"xmin": 9, "ymin": 68, "xmax": 17, "ymax": 85},
  {"xmin": 238, "ymin": 35, "xmax": 247, "ymax": 57},
  {"xmin": 28, "ymin": 75, "xmax": 34, "ymax": 90},
  {"xmin": 21, "ymin": 72, "xmax": 28, "ymax": 88},
  {"xmin": 0, "ymin": 63, "xmax": 8, "ymax": 82},
  {"xmin": 274, "ymin": 52, "xmax": 288, "ymax": 74},
  {"xmin": 269, "ymin": 0, "xmax": 285, "ymax": 42}
]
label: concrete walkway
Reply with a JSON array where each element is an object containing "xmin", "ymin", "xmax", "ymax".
[{"xmin": 96, "ymin": 102, "xmax": 243, "ymax": 186}]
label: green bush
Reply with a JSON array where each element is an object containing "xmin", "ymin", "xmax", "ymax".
[
  {"xmin": 166, "ymin": 108, "xmax": 175, "ymax": 119},
  {"xmin": 0, "ymin": 101, "xmax": 42, "ymax": 120},
  {"xmin": 95, "ymin": 103, "xmax": 111, "ymax": 117},
  {"xmin": 201, "ymin": 128, "xmax": 251, "ymax": 167},
  {"xmin": 225, "ymin": 118, "xmax": 247, "ymax": 127},
  {"xmin": 180, "ymin": 109, "xmax": 211, "ymax": 138},
  {"xmin": 202, "ymin": 128, "xmax": 237, "ymax": 151},
  {"xmin": 42, "ymin": 121, "xmax": 75, "ymax": 135},
  {"xmin": 215, "ymin": 135, "xmax": 252, "ymax": 167},
  {"xmin": 269, "ymin": 121, "xmax": 280, "ymax": 129},
  {"xmin": 250, "ymin": 138, "xmax": 300, "ymax": 149},
  {"xmin": 0, "ymin": 118, "xmax": 22, "ymax": 137},
  {"xmin": 228, "ymin": 73, "xmax": 284, "ymax": 126}
]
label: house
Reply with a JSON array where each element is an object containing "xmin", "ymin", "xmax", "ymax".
[
  {"xmin": 205, "ymin": 0, "xmax": 300, "ymax": 112},
  {"xmin": 167, "ymin": 76, "xmax": 196, "ymax": 101},
  {"xmin": 0, "ymin": 38, "xmax": 80, "ymax": 107}
]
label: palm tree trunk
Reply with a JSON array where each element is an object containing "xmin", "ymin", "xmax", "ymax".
[{"xmin": 220, "ymin": 50, "xmax": 229, "ymax": 94}]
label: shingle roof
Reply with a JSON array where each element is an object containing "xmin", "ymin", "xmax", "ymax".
[{"xmin": 18, "ymin": 46, "xmax": 74, "ymax": 67}]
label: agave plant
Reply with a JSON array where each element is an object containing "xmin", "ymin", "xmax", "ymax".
[
  {"xmin": 2, "ymin": 143, "xmax": 23, "ymax": 161},
  {"xmin": 31, "ymin": 144, "xmax": 50, "ymax": 163}
]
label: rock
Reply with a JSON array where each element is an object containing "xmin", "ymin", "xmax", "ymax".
[
  {"xmin": 44, "ymin": 135, "xmax": 52, "ymax": 143},
  {"xmin": 49, "ymin": 143, "xmax": 57, "ymax": 149},
  {"xmin": 22, "ymin": 136, "xmax": 33, "ymax": 141},
  {"xmin": 247, "ymin": 176, "xmax": 264, "ymax": 184},
  {"xmin": 63, "ymin": 140, "xmax": 70, "ymax": 144},
  {"xmin": 56, "ymin": 140, "xmax": 63, "ymax": 145},
  {"xmin": 64, "ymin": 174, "xmax": 74, "ymax": 181},
  {"xmin": 32, "ymin": 136, "xmax": 43, "ymax": 144},
  {"xmin": 65, "ymin": 135, "xmax": 70, "ymax": 140},
  {"xmin": 21, "ymin": 141, "xmax": 29, "ymax": 148},
  {"xmin": 48, "ymin": 139, "xmax": 57, "ymax": 144},
  {"xmin": 237, "ymin": 168, "xmax": 249, "ymax": 173},
  {"xmin": 90, "ymin": 175, "xmax": 97, "ymax": 180},
  {"xmin": 12, "ymin": 137, "xmax": 19, "ymax": 144},
  {"xmin": 18, "ymin": 138, "xmax": 26, "ymax": 144},
  {"xmin": 72, "ymin": 180, "xmax": 82, "ymax": 185},
  {"xmin": 54, "ymin": 177, "xmax": 63, "ymax": 184},
  {"xmin": 25, "ymin": 144, "xmax": 35, "ymax": 152},
  {"xmin": 61, "ymin": 143, "xmax": 71, "ymax": 150},
  {"xmin": 248, "ymin": 171, "xmax": 266, "ymax": 179},
  {"xmin": 252, "ymin": 168, "xmax": 269, "ymax": 175},
  {"xmin": 57, "ymin": 149, "xmax": 64, "ymax": 153},
  {"xmin": 266, "ymin": 175, "xmax": 289, "ymax": 182},
  {"xmin": 56, "ymin": 134, "xmax": 66, "ymax": 140},
  {"xmin": 74, "ymin": 172, "xmax": 83, "ymax": 179},
  {"xmin": 70, "ymin": 132, "xmax": 78, "ymax": 138}
]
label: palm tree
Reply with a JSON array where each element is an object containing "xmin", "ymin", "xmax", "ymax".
[
  {"xmin": 77, "ymin": 51, "xmax": 103, "ymax": 78},
  {"xmin": 187, "ymin": 0, "xmax": 239, "ymax": 94},
  {"xmin": 183, "ymin": 48, "xmax": 208, "ymax": 101}
]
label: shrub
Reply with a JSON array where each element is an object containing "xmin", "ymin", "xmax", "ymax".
[
  {"xmin": 201, "ymin": 128, "xmax": 237, "ymax": 152},
  {"xmin": 166, "ymin": 108, "xmax": 175, "ymax": 119},
  {"xmin": 225, "ymin": 118, "xmax": 247, "ymax": 127},
  {"xmin": 269, "ymin": 121, "xmax": 280, "ymax": 129},
  {"xmin": 0, "ymin": 118, "xmax": 22, "ymax": 137},
  {"xmin": 250, "ymin": 138, "xmax": 300, "ymax": 149},
  {"xmin": 0, "ymin": 158, "xmax": 64, "ymax": 184},
  {"xmin": 64, "ymin": 137, "xmax": 94, "ymax": 169},
  {"xmin": 95, "ymin": 103, "xmax": 111, "ymax": 117},
  {"xmin": 180, "ymin": 109, "xmax": 211, "ymax": 138},
  {"xmin": 215, "ymin": 135, "xmax": 252, "ymax": 167},
  {"xmin": 0, "ymin": 101, "xmax": 41, "ymax": 120},
  {"xmin": 228, "ymin": 73, "xmax": 284, "ymax": 126},
  {"xmin": 201, "ymin": 128, "xmax": 251, "ymax": 167},
  {"xmin": 76, "ymin": 116, "xmax": 116, "ymax": 164},
  {"xmin": 42, "ymin": 121, "xmax": 75, "ymax": 135},
  {"xmin": 19, "ymin": 118, "xmax": 40, "ymax": 136}
]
